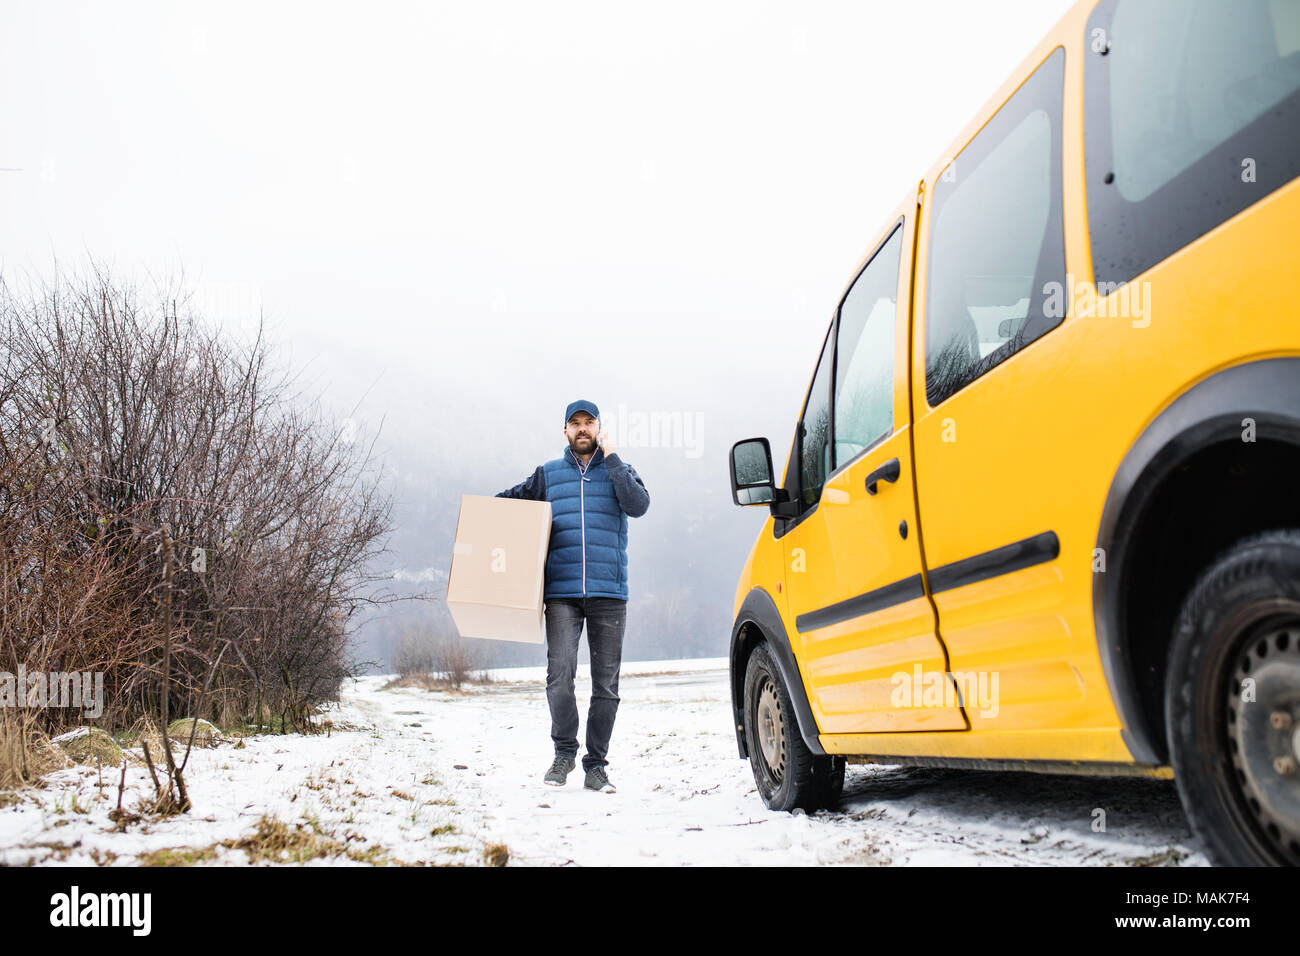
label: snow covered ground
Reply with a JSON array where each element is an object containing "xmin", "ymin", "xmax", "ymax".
[{"xmin": 0, "ymin": 658, "xmax": 1209, "ymax": 866}]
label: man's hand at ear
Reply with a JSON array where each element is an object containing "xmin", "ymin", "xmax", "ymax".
[
  {"xmin": 596, "ymin": 427, "xmax": 616, "ymax": 460},
  {"xmin": 598, "ymin": 431, "xmax": 649, "ymax": 518}
]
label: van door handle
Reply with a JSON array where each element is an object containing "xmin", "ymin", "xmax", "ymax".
[{"xmin": 864, "ymin": 458, "xmax": 901, "ymax": 495}]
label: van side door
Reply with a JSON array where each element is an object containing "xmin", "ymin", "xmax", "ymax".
[
  {"xmin": 780, "ymin": 206, "xmax": 965, "ymax": 735},
  {"xmin": 908, "ymin": 47, "xmax": 1117, "ymax": 745}
]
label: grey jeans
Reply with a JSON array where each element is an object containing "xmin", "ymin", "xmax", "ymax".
[{"xmin": 544, "ymin": 597, "xmax": 627, "ymax": 772}]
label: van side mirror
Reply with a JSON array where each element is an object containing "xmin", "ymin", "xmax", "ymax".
[{"xmin": 730, "ymin": 437, "xmax": 780, "ymax": 506}]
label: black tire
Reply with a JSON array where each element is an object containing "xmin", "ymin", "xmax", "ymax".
[
  {"xmin": 743, "ymin": 642, "xmax": 844, "ymax": 812},
  {"xmin": 1166, "ymin": 529, "xmax": 1300, "ymax": 866}
]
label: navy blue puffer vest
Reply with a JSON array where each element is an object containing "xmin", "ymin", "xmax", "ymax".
[{"xmin": 542, "ymin": 446, "xmax": 629, "ymax": 600}]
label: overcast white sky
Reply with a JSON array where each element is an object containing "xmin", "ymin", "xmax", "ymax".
[{"xmin": 2, "ymin": 0, "xmax": 1077, "ymax": 470}]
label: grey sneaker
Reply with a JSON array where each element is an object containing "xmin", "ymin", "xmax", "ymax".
[
  {"xmin": 584, "ymin": 766, "xmax": 616, "ymax": 793},
  {"xmin": 544, "ymin": 753, "xmax": 576, "ymax": 786}
]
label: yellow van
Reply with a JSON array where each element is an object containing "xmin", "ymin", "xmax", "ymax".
[{"xmin": 727, "ymin": 0, "xmax": 1300, "ymax": 866}]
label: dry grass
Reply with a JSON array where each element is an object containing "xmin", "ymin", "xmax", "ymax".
[
  {"xmin": 384, "ymin": 671, "xmax": 496, "ymax": 694},
  {"xmin": 167, "ymin": 718, "xmax": 222, "ymax": 749},
  {"xmin": 12, "ymin": 840, "xmax": 82, "ymax": 862},
  {"xmin": 0, "ymin": 712, "xmax": 73, "ymax": 789},
  {"xmin": 224, "ymin": 815, "xmax": 393, "ymax": 865},
  {"xmin": 122, "ymin": 715, "xmax": 166, "ymax": 758},
  {"xmin": 53, "ymin": 727, "xmax": 123, "ymax": 767},
  {"xmin": 138, "ymin": 844, "xmax": 224, "ymax": 866},
  {"xmin": 483, "ymin": 843, "xmax": 510, "ymax": 867}
]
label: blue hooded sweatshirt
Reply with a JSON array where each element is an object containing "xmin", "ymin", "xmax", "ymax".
[{"xmin": 496, "ymin": 446, "xmax": 649, "ymax": 600}]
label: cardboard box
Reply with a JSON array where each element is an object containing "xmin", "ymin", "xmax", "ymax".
[{"xmin": 445, "ymin": 494, "xmax": 551, "ymax": 644}]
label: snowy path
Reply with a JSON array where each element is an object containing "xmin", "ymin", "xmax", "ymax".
[
  {"xmin": 0, "ymin": 659, "xmax": 1209, "ymax": 866},
  {"xmin": 371, "ymin": 659, "xmax": 1209, "ymax": 866}
]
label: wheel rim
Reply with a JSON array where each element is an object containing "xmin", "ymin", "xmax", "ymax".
[
  {"xmin": 1227, "ymin": 619, "xmax": 1300, "ymax": 864},
  {"xmin": 756, "ymin": 677, "xmax": 785, "ymax": 783}
]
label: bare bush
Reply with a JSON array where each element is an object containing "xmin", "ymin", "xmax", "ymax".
[
  {"xmin": 393, "ymin": 608, "xmax": 487, "ymax": 690},
  {"xmin": 0, "ymin": 262, "xmax": 395, "ymax": 743}
]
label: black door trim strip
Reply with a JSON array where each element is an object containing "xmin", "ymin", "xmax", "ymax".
[
  {"xmin": 927, "ymin": 531, "xmax": 1060, "ymax": 595},
  {"xmin": 794, "ymin": 531, "xmax": 1060, "ymax": 633},
  {"xmin": 795, "ymin": 574, "xmax": 925, "ymax": 634}
]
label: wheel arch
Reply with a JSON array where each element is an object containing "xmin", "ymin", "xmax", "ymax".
[
  {"xmin": 1094, "ymin": 356, "xmax": 1300, "ymax": 765},
  {"xmin": 730, "ymin": 587, "xmax": 826, "ymax": 759}
]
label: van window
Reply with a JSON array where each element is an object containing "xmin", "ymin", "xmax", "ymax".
[
  {"xmin": 799, "ymin": 328, "xmax": 834, "ymax": 508},
  {"xmin": 924, "ymin": 47, "xmax": 1067, "ymax": 408},
  {"xmin": 1085, "ymin": 0, "xmax": 1300, "ymax": 286},
  {"xmin": 834, "ymin": 224, "xmax": 903, "ymax": 466}
]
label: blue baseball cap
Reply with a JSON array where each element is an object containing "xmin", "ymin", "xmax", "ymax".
[{"xmin": 564, "ymin": 399, "xmax": 600, "ymax": 424}]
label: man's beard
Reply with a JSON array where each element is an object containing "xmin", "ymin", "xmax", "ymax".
[{"xmin": 569, "ymin": 434, "xmax": 596, "ymax": 453}]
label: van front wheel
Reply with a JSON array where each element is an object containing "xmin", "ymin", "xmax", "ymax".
[{"xmin": 743, "ymin": 642, "xmax": 844, "ymax": 812}]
